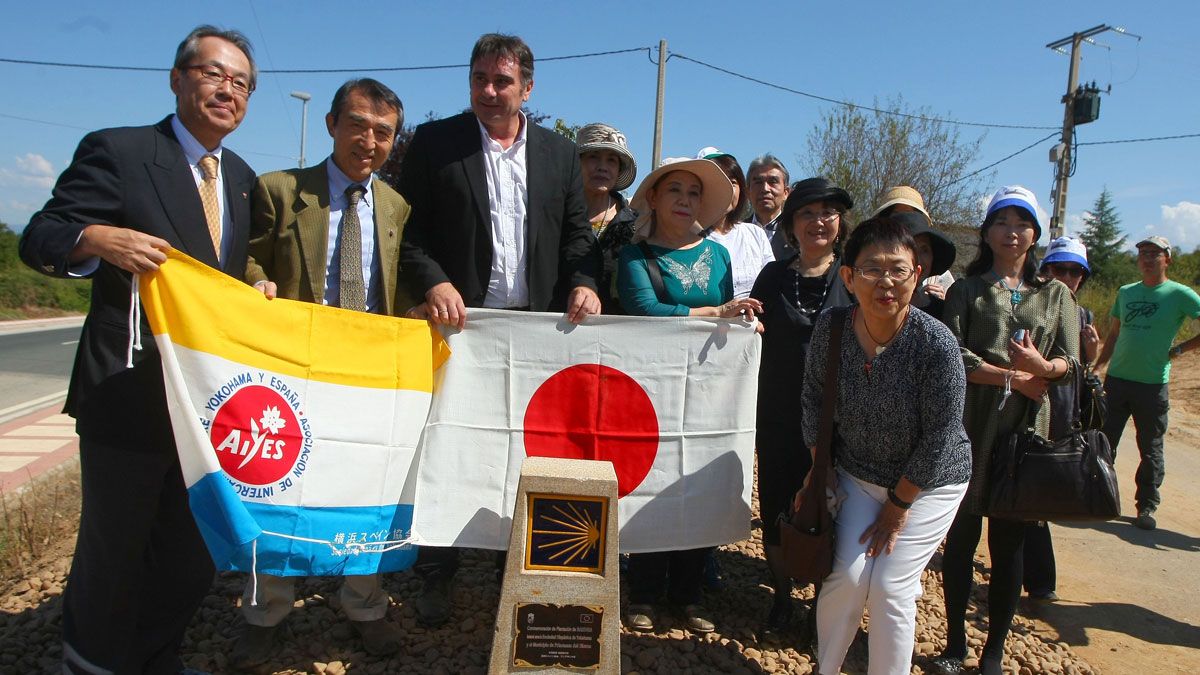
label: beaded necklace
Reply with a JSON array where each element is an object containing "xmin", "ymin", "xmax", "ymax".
[{"xmin": 791, "ymin": 269, "xmax": 831, "ymax": 315}]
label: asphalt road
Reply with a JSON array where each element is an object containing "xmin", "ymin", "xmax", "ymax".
[{"xmin": 0, "ymin": 325, "xmax": 80, "ymax": 412}]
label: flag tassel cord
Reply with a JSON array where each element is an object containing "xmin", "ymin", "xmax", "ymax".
[{"xmin": 126, "ymin": 274, "xmax": 143, "ymax": 368}]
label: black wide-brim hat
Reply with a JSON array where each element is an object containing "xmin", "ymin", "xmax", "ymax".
[
  {"xmin": 890, "ymin": 211, "xmax": 956, "ymax": 277},
  {"xmin": 779, "ymin": 177, "xmax": 854, "ymax": 228}
]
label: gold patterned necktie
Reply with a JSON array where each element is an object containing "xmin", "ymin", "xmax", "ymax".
[
  {"xmin": 198, "ymin": 154, "xmax": 222, "ymax": 261},
  {"xmin": 339, "ymin": 184, "xmax": 367, "ymax": 312}
]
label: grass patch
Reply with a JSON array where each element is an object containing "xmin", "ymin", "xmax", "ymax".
[{"xmin": 0, "ymin": 459, "xmax": 81, "ymax": 587}]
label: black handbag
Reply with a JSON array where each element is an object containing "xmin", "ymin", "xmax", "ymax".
[
  {"xmin": 987, "ymin": 371, "xmax": 1120, "ymax": 522},
  {"xmin": 778, "ymin": 307, "xmax": 846, "ymax": 584}
]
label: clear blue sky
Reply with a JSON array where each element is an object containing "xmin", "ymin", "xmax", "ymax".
[{"xmin": 1, "ymin": 1, "xmax": 1197, "ymax": 251}]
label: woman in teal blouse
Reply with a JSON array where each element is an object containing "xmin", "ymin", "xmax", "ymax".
[
  {"xmin": 617, "ymin": 157, "xmax": 760, "ymax": 635},
  {"xmin": 617, "ymin": 157, "xmax": 762, "ymax": 319}
]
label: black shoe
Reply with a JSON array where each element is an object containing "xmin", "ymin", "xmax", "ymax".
[
  {"xmin": 230, "ymin": 623, "xmax": 280, "ymax": 670},
  {"xmin": 351, "ymin": 617, "xmax": 403, "ymax": 656},
  {"xmin": 1135, "ymin": 507, "xmax": 1157, "ymax": 530},
  {"xmin": 928, "ymin": 654, "xmax": 965, "ymax": 675},
  {"xmin": 415, "ymin": 574, "xmax": 452, "ymax": 627},
  {"xmin": 1028, "ymin": 590, "xmax": 1058, "ymax": 601}
]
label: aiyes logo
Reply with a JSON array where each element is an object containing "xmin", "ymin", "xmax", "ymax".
[{"xmin": 209, "ymin": 384, "xmax": 305, "ymax": 486}]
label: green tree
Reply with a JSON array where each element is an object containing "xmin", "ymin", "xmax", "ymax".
[
  {"xmin": 1077, "ymin": 188, "xmax": 1127, "ymax": 283},
  {"xmin": 804, "ymin": 96, "xmax": 991, "ymax": 228},
  {"xmin": 552, "ymin": 118, "xmax": 580, "ymax": 142}
]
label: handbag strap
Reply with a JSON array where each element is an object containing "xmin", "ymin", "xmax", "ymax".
[
  {"xmin": 802, "ymin": 305, "xmax": 848, "ymax": 522},
  {"xmin": 637, "ymin": 241, "xmax": 668, "ymax": 304}
]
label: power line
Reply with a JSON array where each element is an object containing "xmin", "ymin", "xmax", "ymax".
[
  {"xmin": 0, "ymin": 112, "xmax": 90, "ymax": 131},
  {"xmin": 0, "ymin": 47, "xmax": 652, "ymax": 74},
  {"xmin": 670, "ymin": 52, "xmax": 1060, "ymax": 131},
  {"xmin": 941, "ymin": 132, "xmax": 1061, "ymax": 188},
  {"xmin": 1077, "ymin": 132, "xmax": 1200, "ymax": 145},
  {"xmin": 0, "ymin": 111, "xmax": 295, "ymax": 160}
]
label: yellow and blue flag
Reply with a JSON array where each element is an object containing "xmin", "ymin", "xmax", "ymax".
[{"xmin": 139, "ymin": 250, "xmax": 448, "ymax": 576}]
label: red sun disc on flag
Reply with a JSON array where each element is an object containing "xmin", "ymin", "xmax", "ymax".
[
  {"xmin": 523, "ymin": 364, "xmax": 659, "ymax": 497},
  {"xmin": 209, "ymin": 385, "xmax": 303, "ymax": 486}
]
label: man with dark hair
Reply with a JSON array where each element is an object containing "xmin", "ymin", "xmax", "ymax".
[
  {"xmin": 1095, "ymin": 235, "xmax": 1200, "ymax": 530},
  {"xmin": 233, "ymin": 78, "xmax": 410, "ymax": 666},
  {"xmin": 397, "ymin": 32, "xmax": 599, "ymax": 626},
  {"xmin": 19, "ymin": 24, "xmax": 257, "ymax": 673},
  {"xmin": 746, "ymin": 153, "xmax": 793, "ymax": 259}
]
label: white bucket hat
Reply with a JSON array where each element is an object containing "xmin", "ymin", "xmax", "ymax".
[{"xmin": 629, "ymin": 158, "xmax": 734, "ymax": 241}]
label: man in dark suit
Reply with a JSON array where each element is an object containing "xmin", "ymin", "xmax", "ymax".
[
  {"xmin": 397, "ymin": 33, "xmax": 600, "ymax": 625},
  {"xmin": 19, "ymin": 26, "xmax": 258, "ymax": 674},
  {"xmin": 232, "ymin": 78, "xmax": 410, "ymax": 666}
]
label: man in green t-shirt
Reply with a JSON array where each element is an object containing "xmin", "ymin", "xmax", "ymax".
[{"xmin": 1095, "ymin": 236, "xmax": 1200, "ymax": 530}]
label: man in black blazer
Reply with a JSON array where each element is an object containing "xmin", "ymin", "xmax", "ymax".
[
  {"xmin": 19, "ymin": 26, "xmax": 258, "ymax": 674},
  {"xmin": 396, "ymin": 33, "xmax": 600, "ymax": 625}
]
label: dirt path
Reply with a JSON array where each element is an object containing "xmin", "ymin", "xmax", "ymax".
[{"xmin": 1014, "ymin": 352, "xmax": 1200, "ymax": 673}]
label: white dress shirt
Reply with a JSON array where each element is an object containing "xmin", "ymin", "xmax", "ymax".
[
  {"xmin": 171, "ymin": 115, "xmax": 232, "ymax": 261},
  {"xmin": 322, "ymin": 157, "xmax": 383, "ymax": 314},
  {"xmin": 477, "ymin": 114, "xmax": 530, "ymax": 308}
]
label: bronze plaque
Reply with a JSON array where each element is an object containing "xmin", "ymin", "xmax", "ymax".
[
  {"xmin": 524, "ymin": 493, "xmax": 607, "ymax": 573},
  {"xmin": 512, "ymin": 603, "xmax": 602, "ymax": 669}
]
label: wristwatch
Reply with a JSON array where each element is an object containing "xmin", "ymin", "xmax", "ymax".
[{"xmin": 887, "ymin": 487, "xmax": 912, "ymax": 510}]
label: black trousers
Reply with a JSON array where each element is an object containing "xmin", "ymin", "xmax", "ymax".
[
  {"xmin": 63, "ymin": 437, "xmax": 214, "ymax": 675},
  {"xmin": 940, "ymin": 510, "xmax": 1026, "ymax": 664},
  {"xmin": 1102, "ymin": 375, "xmax": 1170, "ymax": 511},
  {"xmin": 1022, "ymin": 522, "xmax": 1056, "ymax": 596},
  {"xmin": 627, "ymin": 548, "xmax": 707, "ymax": 606}
]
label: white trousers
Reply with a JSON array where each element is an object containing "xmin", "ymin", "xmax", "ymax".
[
  {"xmin": 817, "ymin": 470, "xmax": 966, "ymax": 675},
  {"xmin": 241, "ymin": 573, "xmax": 388, "ymax": 626}
]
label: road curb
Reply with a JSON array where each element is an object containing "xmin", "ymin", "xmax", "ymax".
[{"xmin": 0, "ymin": 390, "xmax": 68, "ymax": 425}]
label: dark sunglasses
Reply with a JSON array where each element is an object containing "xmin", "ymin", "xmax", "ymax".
[{"xmin": 1047, "ymin": 264, "xmax": 1085, "ymax": 278}]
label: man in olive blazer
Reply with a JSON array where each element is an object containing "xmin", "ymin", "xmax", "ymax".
[
  {"xmin": 244, "ymin": 160, "xmax": 411, "ymax": 314},
  {"xmin": 236, "ymin": 79, "xmax": 409, "ymax": 666}
]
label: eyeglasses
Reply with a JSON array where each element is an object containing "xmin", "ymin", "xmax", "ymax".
[
  {"xmin": 853, "ymin": 266, "xmax": 915, "ymax": 283},
  {"xmin": 1137, "ymin": 249, "xmax": 1166, "ymax": 259},
  {"xmin": 1047, "ymin": 264, "xmax": 1085, "ymax": 278},
  {"xmin": 184, "ymin": 64, "xmax": 254, "ymax": 96},
  {"xmin": 796, "ymin": 209, "xmax": 841, "ymax": 222}
]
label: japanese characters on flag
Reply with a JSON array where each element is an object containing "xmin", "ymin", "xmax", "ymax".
[
  {"xmin": 410, "ymin": 309, "xmax": 762, "ymax": 554},
  {"xmin": 139, "ymin": 250, "xmax": 448, "ymax": 577}
]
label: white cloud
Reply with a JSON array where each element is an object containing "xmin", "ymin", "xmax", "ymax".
[
  {"xmin": 1156, "ymin": 201, "xmax": 1200, "ymax": 253},
  {"xmin": 1120, "ymin": 201, "xmax": 1200, "ymax": 254},
  {"xmin": 0, "ymin": 153, "xmax": 56, "ymax": 190}
]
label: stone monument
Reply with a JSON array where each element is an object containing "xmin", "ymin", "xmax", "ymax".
[{"xmin": 488, "ymin": 456, "xmax": 620, "ymax": 674}]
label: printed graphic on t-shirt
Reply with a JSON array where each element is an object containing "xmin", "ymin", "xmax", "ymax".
[{"xmin": 1126, "ymin": 301, "xmax": 1159, "ymax": 322}]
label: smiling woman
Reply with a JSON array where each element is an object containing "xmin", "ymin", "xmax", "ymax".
[
  {"xmin": 616, "ymin": 156, "xmax": 759, "ymax": 635},
  {"xmin": 802, "ymin": 216, "xmax": 971, "ymax": 675}
]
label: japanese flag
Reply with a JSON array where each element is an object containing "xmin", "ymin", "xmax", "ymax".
[{"xmin": 410, "ymin": 309, "xmax": 761, "ymax": 553}]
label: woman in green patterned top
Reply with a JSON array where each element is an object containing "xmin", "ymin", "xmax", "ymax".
[{"xmin": 933, "ymin": 186, "xmax": 1080, "ymax": 675}]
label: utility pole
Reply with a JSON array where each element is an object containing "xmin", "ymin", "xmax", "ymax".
[
  {"xmin": 1045, "ymin": 25, "xmax": 1141, "ymax": 239},
  {"xmin": 652, "ymin": 40, "xmax": 666, "ymax": 169},
  {"xmin": 290, "ymin": 90, "xmax": 312, "ymax": 169}
]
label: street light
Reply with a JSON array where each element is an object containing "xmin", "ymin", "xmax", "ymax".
[{"xmin": 290, "ymin": 90, "xmax": 312, "ymax": 168}]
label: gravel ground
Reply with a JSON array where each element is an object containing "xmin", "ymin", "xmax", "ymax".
[{"xmin": 0, "ymin": 513, "xmax": 1097, "ymax": 674}]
